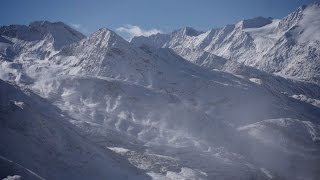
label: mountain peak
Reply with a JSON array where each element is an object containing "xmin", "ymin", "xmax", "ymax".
[
  {"xmin": 173, "ymin": 26, "xmax": 203, "ymax": 37},
  {"xmin": 29, "ymin": 20, "xmax": 65, "ymax": 27},
  {"xmin": 30, "ymin": 20, "xmax": 85, "ymax": 49},
  {"xmin": 0, "ymin": 20, "xmax": 85, "ymax": 50},
  {"xmin": 278, "ymin": 2, "xmax": 320, "ymax": 31},
  {"xmin": 96, "ymin": 27, "xmax": 113, "ymax": 33},
  {"xmin": 86, "ymin": 27, "xmax": 128, "ymax": 48}
]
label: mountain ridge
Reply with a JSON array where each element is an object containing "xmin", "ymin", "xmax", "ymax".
[
  {"xmin": 1, "ymin": 3, "xmax": 320, "ymax": 179},
  {"xmin": 131, "ymin": 3, "xmax": 320, "ymax": 84}
]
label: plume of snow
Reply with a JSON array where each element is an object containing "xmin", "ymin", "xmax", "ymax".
[
  {"xmin": 70, "ymin": 23, "xmax": 89, "ymax": 34},
  {"xmin": 116, "ymin": 25, "xmax": 162, "ymax": 40}
]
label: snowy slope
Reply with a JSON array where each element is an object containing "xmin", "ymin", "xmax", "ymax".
[
  {"xmin": 238, "ymin": 118, "xmax": 320, "ymax": 179},
  {"xmin": 0, "ymin": 25, "xmax": 273, "ymax": 179},
  {"xmin": 0, "ymin": 80, "xmax": 150, "ymax": 180},
  {"xmin": 258, "ymin": 3, "xmax": 320, "ymax": 83},
  {"xmin": 132, "ymin": 3, "xmax": 320, "ymax": 83},
  {"xmin": 51, "ymin": 28, "xmax": 158, "ymax": 86},
  {"xmin": 23, "ymin": 28, "xmax": 320, "ymax": 179},
  {"xmin": 1, "ymin": 14, "xmax": 320, "ymax": 179},
  {"xmin": 0, "ymin": 27, "xmax": 271, "ymax": 179},
  {"xmin": 40, "ymin": 28, "xmax": 320, "ymax": 127},
  {"xmin": 0, "ymin": 21, "xmax": 85, "ymax": 61}
]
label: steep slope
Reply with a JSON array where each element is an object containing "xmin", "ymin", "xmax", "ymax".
[
  {"xmin": 0, "ymin": 27, "xmax": 274, "ymax": 179},
  {"xmin": 51, "ymin": 28, "xmax": 157, "ymax": 86},
  {"xmin": 238, "ymin": 118, "xmax": 320, "ymax": 179},
  {"xmin": 1, "ymin": 20, "xmax": 320, "ymax": 179},
  {"xmin": 25, "ymin": 28, "xmax": 320, "ymax": 179},
  {"xmin": 258, "ymin": 3, "xmax": 320, "ymax": 82},
  {"xmin": 0, "ymin": 21, "xmax": 85, "ymax": 61},
  {"xmin": 132, "ymin": 3, "xmax": 320, "ymax": 83},
  {"xmin": 45, "ymin": 28, "xmax": 320, "ymax": 126},
  {"xmin": 0, "ymin": 80, "xmax": 150, "ymax": 180},
  {"xmin": 134, "ymin": 42, "xmax": 320, "ymax": 106}
]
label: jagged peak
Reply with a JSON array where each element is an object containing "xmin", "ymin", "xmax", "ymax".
[
  {"xmin": 220, "ymin": 24, "xmax": 236, "ymax": 32},
  {"xmin": 89, "ymin": 28, "xmax": 123, "ymax": 41},
  {"xmin": 204, "ymin": 24, "xmax": 235, "ymax": 40},
  {"xmin": 91, "ymin": 27, "xmax": 114, "ymax": 36},
  {"xmin": 173, "ymin": 26, "xmax": 203, "ymax": 37},
  {"xmin": 278, "ymin": 2, "xmax": 320, "ymax": 30},
  {"xmin": 82, "ymin": 27, "xmax": 129, "ymax": 48},
  {"xmin": 0, "ymin": 20, "xmax": 85, "ymax": 49},
  {"xmin": 29, "ymin": 20, "xmax": 85, "ymax": 38}
]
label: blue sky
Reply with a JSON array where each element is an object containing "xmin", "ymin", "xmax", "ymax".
[{"xmin": 1, "ymin": 0, "xmax": 318, "ymax": 39}]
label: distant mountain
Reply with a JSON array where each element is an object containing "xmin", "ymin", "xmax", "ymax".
[
  {"xmin": 0, "ymin": 21, "xmax": 85, "ymax": 60},
  {"xmin": 132, "ymin": 3, "xmax": 320, "ymax": 84}
]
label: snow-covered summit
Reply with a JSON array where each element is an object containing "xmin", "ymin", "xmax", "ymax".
[
  {"xmin": 0, "ymin": 21, "xmax": 85, "ymax": 61},
  {"xmin": 29, "ymin": 20, "xmax": 85, "ymax": 49},
  {"xmin": 278, "ymin": 3, "xmax": 320, "ymax": 30},
  {"xmin": 52, "ymin": 27, "xmax": 159, "ymax": 85},
  {"xmin": 82, "ymin": 27, "xmax": 128, "ymax": 49},
  {"xmin": 172, "ymin": 26, "xmax": 204, "ymax": 37},
  {"xmin": 0, "ymin": 21, "xmax": 85, "ymax": 49},
  {"xmin": 132, "ymin": 3, "xmax": 320, "ymax": 83}
]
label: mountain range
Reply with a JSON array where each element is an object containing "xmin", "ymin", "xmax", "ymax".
[
  {"xmin": 0, "ymin": 3, "xmax": 320, "ymax": 180},
  {"xmin": 132, "ymin": 3, "xmax": 320, "ymax": 84}
]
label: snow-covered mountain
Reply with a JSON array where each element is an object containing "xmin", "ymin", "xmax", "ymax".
[
  {"xmin": 0, "ymin": 80, "xmax": 149, "ymax": 180},
  {"xmin": 132, "ymin": 3, "xmax": 320, "ymax": 84},
  {"xmin": 0, "ymin": 21, "xmax": 85, "ymax": 61},
  {"xmin": 1, "ymin": 3, "xmax": 320, "ymax": 180}
]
